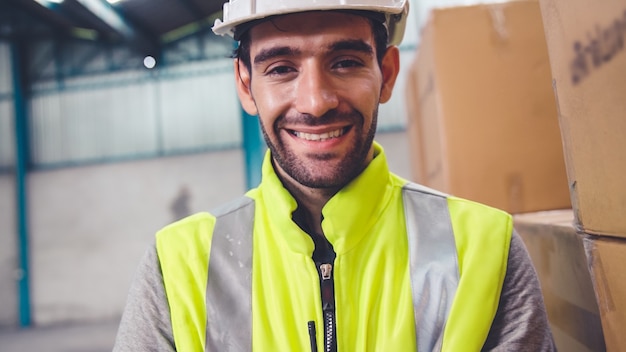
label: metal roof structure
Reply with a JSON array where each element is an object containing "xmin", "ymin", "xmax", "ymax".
[{"xmin": 0, "ymin": 0, "xmax": 228, "ymax": 56}]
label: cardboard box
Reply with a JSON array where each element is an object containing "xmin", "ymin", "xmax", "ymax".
[
  {"xmin": 538, "ymin": 0, "xmax": 626, "ymax": 237},
  {"xmin": 585, "ymin": 236, "xmax": 626, "ymax": 352},
  {"xmin": 514, "ymin": 210, "xmax": 605, "ymax": 352},
  {"xmin": 515, "ymin": 209, "xmax": 626, "ymax": 351},
  {"xmin": 552, "ymin": 217, "xmax": 626, "ymax": 351},
  {"xmin": 406, "ymin": 0, "xmax": 571, "ymax": 214}
]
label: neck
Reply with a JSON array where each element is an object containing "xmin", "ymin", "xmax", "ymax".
[
  {"xmin": 271, "ymin": 146, "xmax": 376, "ymax": 237},
  {"xmin": 278, "ymin": 171, "xmax": 336, "ymax": 237}
]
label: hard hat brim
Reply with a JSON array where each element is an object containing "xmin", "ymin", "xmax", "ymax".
[{"xmin": 212, "ymin": 2, "xmax": 407, "ymax": 41}]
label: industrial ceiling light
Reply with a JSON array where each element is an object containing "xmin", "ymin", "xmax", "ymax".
[
  {"xmin": 35, "ymin": 0, "xmax": 64, "ymax": 4},
  {"xmin": 143, "ymin": 55, "xmax": 156, "ymax": 69}
]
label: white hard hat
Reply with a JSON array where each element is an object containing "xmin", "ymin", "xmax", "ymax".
[{"xmin": 212, "ymin": 0, "xmax": 409, "ymax": 46}]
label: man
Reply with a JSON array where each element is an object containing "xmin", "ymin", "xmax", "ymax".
[{"xmin": 114, "ymin": 1, "xmax": 556, "ymax": 351}]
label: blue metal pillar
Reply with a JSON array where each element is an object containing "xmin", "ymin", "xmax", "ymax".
[
  {"xmin": 241, "ymin": 109, "xmax": 266, "ymax": 190},
  {"xmin": 10, "ymin": 40, "xmax": 32, "ymax": 327}
]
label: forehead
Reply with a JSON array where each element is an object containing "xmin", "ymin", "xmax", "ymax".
[{"xmin": 247, "ymin": 11, "xmax": 374, "ymax": 48}]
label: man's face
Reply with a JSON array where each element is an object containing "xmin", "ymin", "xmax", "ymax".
[{"xmin": 235, "ymin": 11, "xmax": 399, "ymax": 189}]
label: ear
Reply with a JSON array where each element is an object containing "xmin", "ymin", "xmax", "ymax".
[
  {"xmin": 234, "ymin": 58, "xmax": 259, "ymax": 115},
  {"xmin": 379, "ymin": 46, "xmax": 400, "ymax": 104}
]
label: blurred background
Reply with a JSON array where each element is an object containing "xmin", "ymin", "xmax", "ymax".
[{"xmin": 1, "ymin": 0, "xmax": 624, "ymax": 351}]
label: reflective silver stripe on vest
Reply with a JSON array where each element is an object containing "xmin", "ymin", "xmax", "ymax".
[
  {"xmin": 402, "ymin": 183, "xmax": 459, "ymax": 352},
  {"xmin": 206, "ymin": 196, "xmax": 255, "ymax": 352}
]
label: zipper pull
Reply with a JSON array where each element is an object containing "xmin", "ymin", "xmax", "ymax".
[
  {"xmin": 320, "ymin": 263, "xmax": 332, "ymax": 280},
  {"xmin": 319, "ymin": 263, "xmax": 334, "ymax": 311}
]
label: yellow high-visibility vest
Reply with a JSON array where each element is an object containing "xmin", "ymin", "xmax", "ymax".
[{"xmin": 157, "ymin": 143, "xmax": 511, "ymax": 351}]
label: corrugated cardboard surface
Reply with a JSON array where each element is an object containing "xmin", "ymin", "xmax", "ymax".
[
  {"xmin": 406, "ymin": 0, "xmax": 570, "ymax": 214},
  {"xmin": 515, "ymin": 210, "xmax": 606, "ymax": 352},
  {"xmin": 539, "ymin": 0, "xmax": 626, "ymax": 237}
]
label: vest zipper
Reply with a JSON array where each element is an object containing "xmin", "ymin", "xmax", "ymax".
[{"xmin": 318, "ymin": 263, "xmax": 337, "ymax": 352}]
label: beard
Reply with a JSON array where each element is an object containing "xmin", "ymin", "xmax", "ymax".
[{"xmin": 259, "ymin": 107, "xmax": 378, "ymax": 190}]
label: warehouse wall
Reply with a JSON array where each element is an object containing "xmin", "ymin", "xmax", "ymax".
[{"xmin": 27, "ymin": 148, "xmax": 245, "ymax": 325}]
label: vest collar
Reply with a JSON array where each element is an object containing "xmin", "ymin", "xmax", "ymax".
[{"xmin": 255, "ymin": 142, "xmax": 394, "ymax": 255}]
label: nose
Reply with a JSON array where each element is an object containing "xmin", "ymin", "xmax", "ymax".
[{"xmin": 293, "ymin": 65, "xmax": 339, "ymax": 117}]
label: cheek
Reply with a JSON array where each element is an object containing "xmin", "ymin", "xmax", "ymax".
[
  {"xmin": 251, "ymin": 81, "xmax": 291, "ymax": 116},
  {"xmin": 251, "ymin": 84, "xmax": 292, "ymax": 135},
  {"xmin": 349, "ymin": 73, "xmax": 383, "ymax": 98},
  {"xmin": 349, "ymin": 83, "xmax": 381, "ymax": 110}
]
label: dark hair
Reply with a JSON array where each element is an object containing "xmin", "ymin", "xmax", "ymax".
[{"xmin": 233, "ymin": 13, "xmax": 389, "ymax": 74}]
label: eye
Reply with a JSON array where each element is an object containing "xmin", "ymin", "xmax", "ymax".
[
  {"xmin": 266, "ymin": 65, "xmax": 296, "ymax": 76},
  {"xmin": 333, "ymin": 59, "xmax": 364, "ymax": 69}
]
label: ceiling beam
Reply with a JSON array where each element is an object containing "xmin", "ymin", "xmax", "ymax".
[
  {"xmin": 73, "ymin": 0, "xmax": 134, "ymax": 38},
  {"xmin": 71, "ymin": 0, "xmax": 159, "ymax": 55}
]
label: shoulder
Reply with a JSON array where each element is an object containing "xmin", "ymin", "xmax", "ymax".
[
  {"xmin": 447, "ymin": 193, "xmax": 513, "ymax": 260},
  {"xmin": 401, "ymin": 181, "xmax": 512, "ymax": 225},
  {"xmin": 401, "ymin": 181, "xmax": 449, "ymax": 199},
  {"xmin": 211, "ymin": 195, "xmax": 255, "ymax": 218},
  {"xmin": 447, "ymin": 194, "xmax": 512, "ymax": 224},
  {"xmin": 446, "ymin": 193, "xmax": 513, "ymax": 239},
  {"xmin": 156, "ymin": 212, "xmax": 215, "ymax": 244},
  {"xmin": 155, "ymin": 196, "xmax": 254, "ymax": 257},
  {"xmin": 157, "ymin": 196, "xmax": 254, "ymax": 238}
]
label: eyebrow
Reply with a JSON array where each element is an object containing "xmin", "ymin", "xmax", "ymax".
[
  {"xmin": 252, "ymin": 39, "xmax": 374, "ymax": 65},
  {"xmin": 328, "ymin": 39, "xmax": 374, "ymax": 56},
  {"xmin": 253, "ymin": 46, "xmax": 301, "ymax": 65}
]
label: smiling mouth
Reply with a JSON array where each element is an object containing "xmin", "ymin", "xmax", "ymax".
[{"xmin": 291, "ymin": 127, "xmax": 349, "ymax": 141}]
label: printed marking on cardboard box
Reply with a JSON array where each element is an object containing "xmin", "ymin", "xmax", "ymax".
[{"xmin": 570, "ymin": 10, "xmax": 626, "ymax": 85}]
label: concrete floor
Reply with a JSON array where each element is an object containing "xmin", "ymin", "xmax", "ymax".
[{"xmin": 0, "ymin": 319, "xmax": 119, "ymax": 352}]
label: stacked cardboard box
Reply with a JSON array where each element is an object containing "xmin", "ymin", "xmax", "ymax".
[
  {"xmin": 536, "ymin": 0, "xmax": 626, "ymax": 349},
  {"xmin": 515, "ymin": 211, "xmax": 626, "ymax": 351},
  {"xmin": 405, "ymin": 0, "xmax": 570, "ymax": 214},
  {"xmin": 514, "ymin": 210, "xmax": 606, "ymax": 352},
  {"xmin": 539, "ymin": 0, "xmax": 626, "ymax": 237}
]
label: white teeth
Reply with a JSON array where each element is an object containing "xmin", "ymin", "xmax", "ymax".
[{"xmin": 294, "ymin": 128, "xmax": 344, "ymax": 141}]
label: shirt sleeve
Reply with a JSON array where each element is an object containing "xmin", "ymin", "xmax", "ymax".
[
  {"xmin": 482, "ymin": 230, "xmax": 557, "ymax": 352},
  {"xmin": 113, "ymin": 244, "xmax": 176, "ymax": 352}
]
